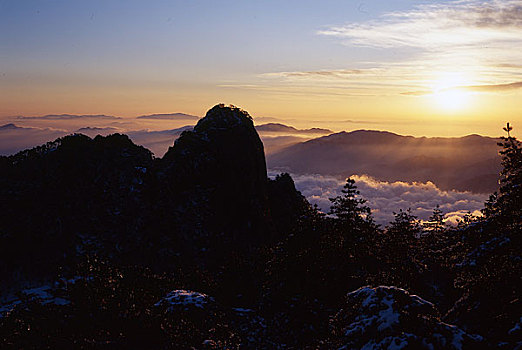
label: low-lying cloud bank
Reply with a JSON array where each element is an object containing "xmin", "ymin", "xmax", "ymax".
[
  {"xmin": 0, "ymin": 124, "xmax": 69, "ymax": 155},
  {"xmin": 273, "ymin": 172, "xmax": 488, "ymax": 226}
]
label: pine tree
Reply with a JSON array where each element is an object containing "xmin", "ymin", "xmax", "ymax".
[
  {"xmin": 423, "ymin": 205, "xmax": 445, "ymax": 234},
  {"xmin": 329, "ymin": 178, "xmax": 373, "ymax": 226},
  {"xmin": 482, "ymin": 192, "xmax": 499, "ymax": 218},
  {"xmin": 374, "ymin": 208, "xmax": 422, "ymax": 287},
  {"xmin": 388, "ymin": 208, "xmax": 421, "ymax": 238},
  {"xmin": 456, "ymin": 211, "xmax": 478, "ymax": 229},
  {"xmin": 494, "ymin": 122, "xmax": 522, "ymax": 222}
]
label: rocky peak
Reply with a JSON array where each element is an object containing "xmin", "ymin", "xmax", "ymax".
[
  {"xmin": 193, "ymin": 104, "xmax": 253, "ymax": 134},
  {"xmin": 165, "ymin": 104, "xmax": 266, "ymax": 181},
  {"xmin": 157, "ymin": 104, "xmax": 273, "ymax": 256}
]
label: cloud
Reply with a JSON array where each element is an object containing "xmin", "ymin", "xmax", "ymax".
[
  {"xmin": 315, "ymin": 0, "xmax": 522, "ymax": 94},
  {"xmin": 0, "ymin": 124, "xmax": 68, "ymax": 156},
  {"xmin": 219, "ymin": 81, "xmax": 384, "ymax": 97},
  {"xmin": 465, "ymin": 1, "xmax": 522, "ymax": 28},
  {"xmin": 495, "ymin": 63, "xmax": 522, "ymax": 69},
  {"xmin": 255, "ymin": 65, "xmax": 418, "ymax": 96},
  {"xmin": 400, "ymin": 90, "xmax": 432, "ymax": 96},
  {"xmin": 460, "ymin": 81, "xmax": 522, "ymax": 92},
  {"xmin": 272, "ymin": 172, "xmax": 488, "ymax": 226},
  {"xmin": 264, "ymin": 69, "xmax": 369, "ymax": 79},
  {"xmin": 319, "ymin": 1, "xmax": 522, "ymax": 49},
  {"xmin": 402, "ymin": 81, "xmax": 522, "ymax": 96},
  {"xmin": 127, "ymin": 126, "xmax": 194, "ymax": 156}
]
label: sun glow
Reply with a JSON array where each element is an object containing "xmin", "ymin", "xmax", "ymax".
[{"xmin": 430, "ymin": 73, "xmax": 474, "ymax": 112}]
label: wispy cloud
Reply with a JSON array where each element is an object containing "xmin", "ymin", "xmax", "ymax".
[
  {"xmin": 222, "ymin": 1, "xmax": 522, "ymax": 104},
  {"xmin": 241, "ymin": 65, "xmax": 425, "ymax": 97},
  {"xmin": 265, "ymin": 69, "xmax": 369, "ymax": 79},
  {"xmin": 400, "ymin": 90, "xmax": 432, "ymax": 96},
  {"xmin": 495, "ymin": 63, "xmax": 522, "ymax": 69},
  {"xmin": 402, "ymin": 81, "xmax": 522, "ymax": 96},
  {"xmin": 313, "ymin": 0, "xmax": 522, "ymax": 94},
  {"xmin": 319, "ymin": 1, "xmax": 522, "ymax": 50},
  {"xmin": 461, "ymin": 81, "xmax": 522, "ymax": 92}
]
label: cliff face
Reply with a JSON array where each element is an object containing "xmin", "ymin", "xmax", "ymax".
[
  {"xmin": 164, "ymin": 104, "xmax": 267, "ymax": 191},
  {"xmin": 157, "ymin": 104, "xmax": 273, "ymax": 255}
]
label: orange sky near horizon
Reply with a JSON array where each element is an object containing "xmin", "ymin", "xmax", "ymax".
[{"xmin": 1, "ymin": 82, "xmax": 518, "ymax": 138}]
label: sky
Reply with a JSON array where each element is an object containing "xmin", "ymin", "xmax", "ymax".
[{"xmin": 1, "ymin": 0, "xmax": 521, "ymax": 136}]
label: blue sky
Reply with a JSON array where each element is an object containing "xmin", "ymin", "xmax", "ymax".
[{"xmin": 1, "ymin": 1, "xmax": 418, "ymax": 80}]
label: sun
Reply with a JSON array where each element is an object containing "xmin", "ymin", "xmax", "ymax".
[
  {"xmin": 430, "ymin": 73, "xmax": 474, "ymax": 112},
  {"xmin": 432, "ymin": 89, "xmax": 471, "ymax": 111}
]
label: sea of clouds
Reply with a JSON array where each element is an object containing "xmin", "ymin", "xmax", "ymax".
[{"xmin": 270, "ymin": 172, "xmax": 488, "ymax": 227}]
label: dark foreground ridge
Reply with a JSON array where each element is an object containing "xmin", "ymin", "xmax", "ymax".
[{"xmin": 0, "ymin": 105, "xmax": 520, "ymax": 349}]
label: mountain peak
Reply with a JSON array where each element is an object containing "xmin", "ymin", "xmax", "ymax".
[
  {"xmin": 193, "ymin": 104, "xmax": 253, "ymax": 133},
  {"xmin": 0, "ymin": 123, "xmax": 19, "ymax": 130},
  {"xmin": 161, "ymin": 104, "xmax": 272, "ymax": 249}
]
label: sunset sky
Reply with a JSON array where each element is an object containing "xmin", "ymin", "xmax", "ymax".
[{"xmin": 1, "ymin": 0, "xmax": 521, "ymax": 136}]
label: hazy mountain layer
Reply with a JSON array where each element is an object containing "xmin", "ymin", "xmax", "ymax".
[
  {"xmin": 255, "ymin": 123, "xmax": 333, "ymax": 135},
  {"xmin": 268, "ymin": 130, "xmax": 501, "ymax": 193}
]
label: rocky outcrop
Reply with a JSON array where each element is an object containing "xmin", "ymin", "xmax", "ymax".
[
  {"xmin": 326, "ymin": 286, "xmax": 483, "ymax": 349},
  {"xmin": 155, "ymin": 104, "xmax": 273, "ymax": 256}
]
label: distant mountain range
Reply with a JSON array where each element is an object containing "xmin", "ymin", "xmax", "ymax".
[
  {"xmin": 255, "ymin": 123, "xmax": 333, "ymax": 135},
  {"xmin": 136, "ymin": 113, "xmax": 200, "ymax": 120},
  {"xmin": 15, "ymin": 114, "xmax": 121, "ymax": 120},
  {"xmin": 268, "ymin": 130, "xmax": 501, "ymax": 193},
  {"xmin": 8, "ymin": 112, "xmax": 199, "ymax": 121}
]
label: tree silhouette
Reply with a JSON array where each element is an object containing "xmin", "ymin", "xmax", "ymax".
[
  {"xmin": 329, "ymin": 178, "xmax": 372, "ymax": 226},
  {"xmin": 503, "ymin": 122, "xmax": 512, "ymax": 138},
  {"xmin": 388, "ymin": 208, "xmax": 421, "ymax": 237},
  {"xmin": 487, "ymin": 122, "xmax": 522, "ymax": 222},
  {"xmin": 372, "ymin": 208, "xmax": 422, "ymax": 288},
  {"xmin": 423, "ymin": 205, "xmax": 445, "ymax": 234},
  {"xmin": 457, "ymin": 211, "xmax": 478, "ymax": 228}
]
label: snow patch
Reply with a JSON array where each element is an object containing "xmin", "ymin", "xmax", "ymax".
[{"xmin": 155, "ymin": 290, "xmax": 214, "ymax": 310}]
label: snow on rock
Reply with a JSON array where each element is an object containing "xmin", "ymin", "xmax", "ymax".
[
  {"xmin": 22, "ymin": 285, "xmax": 71, "ymax": 306},
  {"xmin": 0, "ymin": 283, "xmax": 73, "ymax": 317},
  {"xmin": 154, "ymin": 290, "xmax": 215, "ymax": 311},
  {"xmin": 328, "ymin": 286, "xmax": 482, "ymax": 350},
  {"xmin": 509, "ymin": 317, "xmax": 522, "ymax": 335},
  {"xmin": 0, "ymin": 300, "xmax": 22, "ymax": 317},
  {"xmin": 456, "ymin": 236, "xmax": 512, "ymax": 268}
]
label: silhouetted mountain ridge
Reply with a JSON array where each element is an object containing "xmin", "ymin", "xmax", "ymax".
[
  {"xmin": 255, "ymin": 123, "xmax": 332, "ymax": 135},
  {"xmin": 136, "ymin": 112, "xmax": 199, "ymax": 120},
  {"xmin": 16, "ymin": 114, "xmax": 120, "ymax": 120}
]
